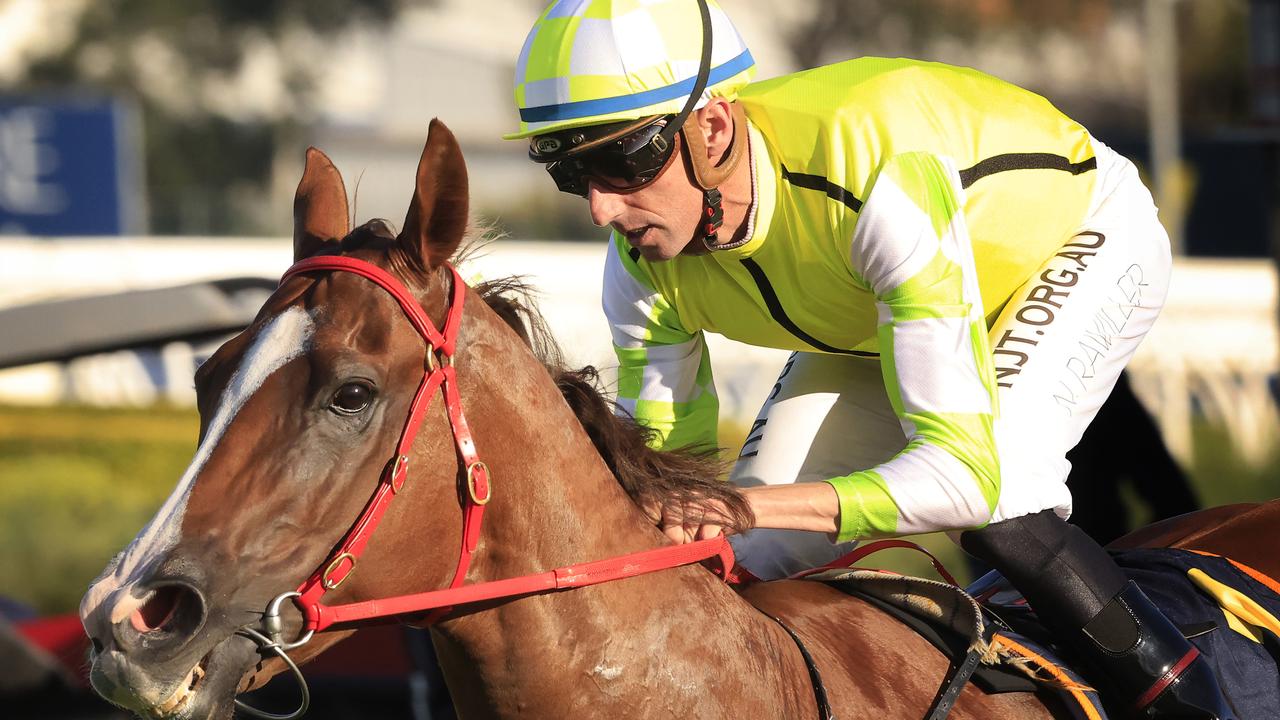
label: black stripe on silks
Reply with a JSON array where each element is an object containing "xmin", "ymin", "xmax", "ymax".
[
  {"xmin": 740, "ymin": 257, "xmax": 878, "ymax": 358},
  {"xmin": 780, "ymin": 164, "xmax": 864, "ymax": 213},
  {"xmin": 628, "ymin": 247, "xmax": 642, "ymax": 263},
  {"xmin": 958, "ymin": 153, "xmax": 1097, "ymax": 188}
]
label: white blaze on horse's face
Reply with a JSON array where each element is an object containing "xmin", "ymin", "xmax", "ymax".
[{"xmin": 80, "ymin": 307, "xmax": 315, "ymax": 627}]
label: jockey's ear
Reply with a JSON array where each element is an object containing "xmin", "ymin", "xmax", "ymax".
[
  {"xmin": 292, "ymin": 147, "xmax": 350, "ymax": 261},
  {"xmin": 399, "ymin": 119, "xmax": 469, "ymax": 271}
]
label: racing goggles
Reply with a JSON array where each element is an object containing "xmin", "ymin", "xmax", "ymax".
[{"xmin": 530, "ymin": 116, "xmax": 680, "ymax": 198}]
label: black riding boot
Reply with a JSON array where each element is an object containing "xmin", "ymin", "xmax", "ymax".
[
  {"xmin": 960, "ymin": 510, "xmax": 1235, "ymax": 718},
  {"xmin": 1083, "ymin": 581, "xmax": 1235, "ymax": 718}
]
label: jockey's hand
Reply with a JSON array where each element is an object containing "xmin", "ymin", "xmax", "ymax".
[{"xmin": 643, "ymin": 498, "xmax": 737, "ymax": 545}]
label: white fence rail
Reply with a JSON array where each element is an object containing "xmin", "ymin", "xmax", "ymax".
[
  {"xmin": 1127, "ymin": 259, "xmax": 1279, "ymax": 465},
  {"xmin": 1, "ymin": 238, "xmax": 1276, "ymax": 465}
]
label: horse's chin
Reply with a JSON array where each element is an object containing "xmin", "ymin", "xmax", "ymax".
[{"xmin": 90, "ymin": 632, "xmax": 259, "ymax": 720}]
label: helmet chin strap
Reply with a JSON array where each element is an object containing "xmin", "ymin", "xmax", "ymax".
[
  {"xmin": 701, "ymin": 187, "xmax": 725, "ymax": 246},
  {"xmin": 681, "ymin": 102, "xmax": 749, "ymax": 248}
]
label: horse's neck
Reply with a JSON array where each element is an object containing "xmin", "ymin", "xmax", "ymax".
[
  {"xmin": 433, "ymin": 573, "xmax": 796, "ymax": 719},
  {"xmin": 449, "ymin": 308, "xmax": 693, "ymax": 573},
  {"xmin": 430, "ymin": 315, "xmax": 812, "ymax": 718}
]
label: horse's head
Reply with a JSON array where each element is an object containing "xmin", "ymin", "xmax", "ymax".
[{"xmin": 79, "ymin": 120, "xmax": 486, "ymax": 719}]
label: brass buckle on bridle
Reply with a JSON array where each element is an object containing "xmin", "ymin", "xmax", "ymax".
[
  {"xmin": 425, "ymin": 344, "xmax": 453, "ymax": 373},
  {"xmin": 466, "ymin": 461, "xmax": 491, "ymax": 505},
  {"xmin": 321, "ymin": 553, "xmax": 356, "ymax": 591},
  {"xmin": 390, "ymin": 454, "xmax": 409, "ymax": 492}
]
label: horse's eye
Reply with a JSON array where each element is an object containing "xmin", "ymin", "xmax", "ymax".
[{"xmin": 330, "ymin": 382, "xmax": 374, "ymax": 414}]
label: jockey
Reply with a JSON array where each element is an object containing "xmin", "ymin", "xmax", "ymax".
[{"xmin": 507, "ymin": 1, "xmax": 1232, "ymax": 716}]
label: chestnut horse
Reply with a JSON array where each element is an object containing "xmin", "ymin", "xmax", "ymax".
[{"xmin": 79, "ymin": 121, "xmax": 1280, "ymax": 720}]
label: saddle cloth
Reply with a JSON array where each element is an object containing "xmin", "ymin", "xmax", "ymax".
[{"xmin": 809, "ymin": 547, "xmax": 1280, "ymax": 719}]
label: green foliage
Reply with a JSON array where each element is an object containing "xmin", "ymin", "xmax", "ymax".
[
  {"xmin": 0, "ymin": 405, "xmax": 199, "ymax": 614},
  {"xmin": 1188, "ymin": 419, "xmax": 1280, "ymax": 507}
]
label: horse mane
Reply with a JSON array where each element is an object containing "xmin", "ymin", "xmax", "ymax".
[
  {"xmin": 474, "ymin": 275, "xmax": 754, "ymax": 534},
  {"xmin": 340, "ymin": 219, "xmax": 752, "ymax": 532}
]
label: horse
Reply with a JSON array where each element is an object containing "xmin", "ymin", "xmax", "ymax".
[{"xmin": 78, "ymin": 120, "xmax": 1280, "ymax": 720}]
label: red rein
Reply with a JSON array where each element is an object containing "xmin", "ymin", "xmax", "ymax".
[{"xmin": 280, "ymin": 256, "xmax": 735, "ymax": 633}]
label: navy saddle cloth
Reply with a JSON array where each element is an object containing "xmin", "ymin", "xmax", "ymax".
[{"xmin": 967, "ymin": 547, "xmax": 1280, "ymax": 717}]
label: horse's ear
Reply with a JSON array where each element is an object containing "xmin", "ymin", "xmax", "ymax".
[
  {"xmin": 293, "ymin": 147, "xmax": 350, "ymax": 261},
  {"xmin": 399, "ymin": 119, "xmax": 469, "ymax": 270}
]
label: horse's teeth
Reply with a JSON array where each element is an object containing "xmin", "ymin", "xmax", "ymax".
[{"xmin": 154, "ymin": 667, "xmax": 196, "ymax": 715}]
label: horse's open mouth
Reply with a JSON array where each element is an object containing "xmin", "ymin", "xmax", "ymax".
[
  {"xmin": 151, "ymin": 656, "xmax": 207, "ymax": 717},
  {"xmin": 129, "ymin": 634, "xmax": 261, "ymax": 720}
]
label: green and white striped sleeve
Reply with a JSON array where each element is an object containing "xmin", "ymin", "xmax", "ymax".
[
  {"xmin": 603, "ymin": 233, "xmax": 719, "ymax": 452},
  {"xmin": 827, "ymin": 152, "xmax": 1001, "ymax": 541}
]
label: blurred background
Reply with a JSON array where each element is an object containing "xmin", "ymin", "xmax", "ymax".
[{"xmin": 1, "ymin": 0, "xmax": 1278, "ymax": 717}]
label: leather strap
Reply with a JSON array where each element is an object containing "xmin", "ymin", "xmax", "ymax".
[
  {"xmin": 682, "ymin": 101, "xmax": 749, "ymax": 190},
  {"xmin": 312, "ymin": 536, "xmax": 735, "ymax": 631},
  {"xmin": 787, "ymin": 539, "xmax": 974, "ymax": 720},
  {"xmin": 767, "ymin": 614, "xmax": 833, "ymax": 720},
  {"xmin": 788, "ymin": 539, "xmax": 962, "ymax": 587},
  {"xmin": 1134, "ymin": 646, "xmax": 1200, "ymax": 711},
  {"xmin": 925, "ymin": 647, "xmax": 985, "ymax": 720}
]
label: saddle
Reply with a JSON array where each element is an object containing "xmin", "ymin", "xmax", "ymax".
[{"xmin": 807, "ymin": 547, "xmax": 1280, "ymax": 719}]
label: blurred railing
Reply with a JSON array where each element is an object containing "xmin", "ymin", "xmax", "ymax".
[
  {"xmin": 1127, "ymin": 258, "xmax": 1279, "ymax": 466},
  {"xmin": 1, "ymin": 237, "xmax": 1276, "ymax": 466}
]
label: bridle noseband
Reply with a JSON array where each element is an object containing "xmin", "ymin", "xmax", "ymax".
[{"xmin": 234, "ymin": 254, "xmax": 734, "ymax": 720}]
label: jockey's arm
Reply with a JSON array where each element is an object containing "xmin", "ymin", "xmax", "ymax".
[
  {"xmin": 748, "ymin": 152, "xmax": 1002, "ymax": 542},
  {"xmin": 824, "ymin": 151, "xmax": 1001, "ymax": 540},
  {"xmin": 603, "ymin": 233, "xmax": 720, "ymax": 452}
]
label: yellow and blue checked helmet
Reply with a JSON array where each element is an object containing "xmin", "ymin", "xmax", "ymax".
[{"xmin": 505, "ymin": 0, "xmax": 756, "ymax": 140}]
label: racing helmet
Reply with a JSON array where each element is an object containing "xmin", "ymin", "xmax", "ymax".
[{"xmin": 505, "ymin": 0, "xmax": 756, "ymax": 142}]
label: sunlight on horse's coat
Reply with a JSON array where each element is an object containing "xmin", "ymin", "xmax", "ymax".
[
  {"xmin": 81, "ymin": 307, "xmax": 316, "ymax": 628},
  {"xmin": 590, "ymin": 662, "xmax": 623, "ymax": 681}
]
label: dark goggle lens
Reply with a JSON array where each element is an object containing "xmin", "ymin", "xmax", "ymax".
[
  {"xmin": 542, "ymin": 120, "xmax": 676, "ymax": 197},
  {"xmin": 547, "ymin": 159, "xmax": 590, "ymax": 197}
]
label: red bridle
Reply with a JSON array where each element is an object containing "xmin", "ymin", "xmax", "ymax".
[{"xmin": 275, "ymin": 255, "xmax": 735, "ymax": 637}]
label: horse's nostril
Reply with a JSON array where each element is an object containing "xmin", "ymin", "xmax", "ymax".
[
  {"xmin": 130, "ymin": 585, "xmax": 191, "ymax": 634},
  {"xmin": 112, "ymin": 581, "xmax": 207, "ymax": 654},
  {"xmin": 91, "ymin": 637, "xmax": 104, "ymax": 654}
]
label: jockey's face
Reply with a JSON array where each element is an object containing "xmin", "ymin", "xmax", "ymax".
[
  {"xmin": 583, "ymin": 97, "xmax": 742, "ymax": 260},
  {"xmin": 587, "ymin": 135, "xmax": 703, "ymax": 262}
]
